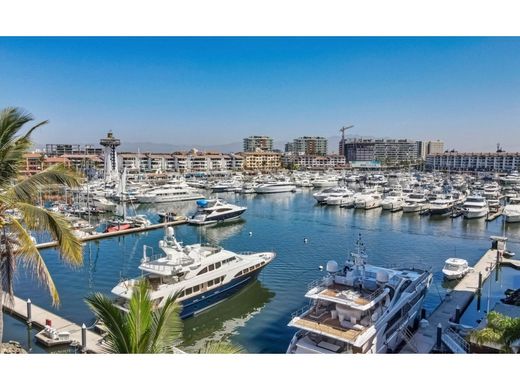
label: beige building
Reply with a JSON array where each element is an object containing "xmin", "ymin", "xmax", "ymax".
[
  {"xmin": 427, "ymin": 140, "xmax": 444, "ymax": 155},
  {"xmin": 240, "ymin": 152, "xmax": 281, "ymax": 171}
]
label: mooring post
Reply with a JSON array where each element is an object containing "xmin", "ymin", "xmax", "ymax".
[
  {"xmin": 81, "ymin": 323, "xmax": 87, "ymax": 351},
  {"xmin": 421, "ymin": 308, "xmax": 426, "ymax": 320},
  {"xmin": 26, "ymin": 299, "xmax": 32, "ymax": 324},
  {"xmin": 455, "ymin": 305, "xmax": 461, "ymax": 324},
  {"xmin": 436, "ymin": 323, "xmax": 442, "ymax": 351},
  {"xmin": 478, "ymin": 272, "xmax": 483, "ymax": 292}
]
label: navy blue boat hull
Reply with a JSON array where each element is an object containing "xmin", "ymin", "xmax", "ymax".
[{"xmin": 179, "ymin": 268, "xmax": 262, "ymax": 319}]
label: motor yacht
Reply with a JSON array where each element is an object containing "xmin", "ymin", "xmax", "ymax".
[
  {"xmin": 503, "ymin": 197, "xmax": 520, "ymax": 223},
  {"xmin": 462, "ymin": 195, "xmax": 489, "ymax": 219},
  {"xmin": 402, "ymin": 193, "xmax": 429, "ymax": 213},
  {"xmin": 286, "ymin": 235, "xmax": 432, "ymax": 353},
  {"xmin": 136, "ymin": 182, "xmax": 204, "ymax": 203},
  {"xmin": 188, "ymin": 198, "xmax": 247, "ymax": 225},
  {"xmin": 429, "ymin": 196, "xmax": 456, "ymax": 216},
  {"xmin": 111, "ymin": 227, "xmax": 276, "ymax": 318},
  {"xmin": 255, "ymin": 181, "xmax": 296, "ymax": 194},
  {"xmin": 381, "ymin": 192, "xmax": 405, "ymax": 212}
]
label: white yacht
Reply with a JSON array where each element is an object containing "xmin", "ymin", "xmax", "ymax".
[
  {"xmin": 442, "ymin": 258, "xmax": 471, "ymax": 280},
  {"xmin": 311, "ymin": 176, "xmax": 339, "ymax": 188},
  {"xmin": 136, "ymin": 182, "xmax": 204, "ymax": 203},
  {"xmin": 500, "ymin": 171, "xmax": 520, "ymax": 185},
  {"xmin": 428, "ymin": 196, "xmax": 456, "ymax": 216},
  {"xmin": 354, "ymin": 191, "xmax": 383, "ymax": 210},
  {"xmin": 313, "ymin": 187, "xmax": 347, "ymax": 204},
  {"xmin": 286, "ymin": 236, "xmax": 432, "ymax": 354},
  {"xmin": 91, "ymin": 196, "xmax": 118, "ymax": 213},
  {"xmin": 188, "ymin": 198, "xmax": 247, "ymax": 225},
  {"xmin": 462, "ymin": 195, "xmax": 489, "ymax": 219},
  {"xmin": 326, "ymin": 192, "xmax": 355, "ymax": 207},
  {"xmin": 255, "ymin": 181, "xmax": 296, "ymax": 194},
  {"xmin": 402, "ymin": 193, "xmax": 429, "ymax": 213},
  {"xmin": 111, "ymin": 227, "xmax": 276, "ymax": 319},
  {"xmin": 503, "ymin": 198, "xmax": 520, "ymax": 223},
  {"xmin": 381, "ymin": 192, "xmax": 405, "ymax": 212}
]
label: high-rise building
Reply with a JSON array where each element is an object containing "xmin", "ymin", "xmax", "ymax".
[
  {"xmin": 290, "ymin": 136, "xmax": 328, "ymax": 156},
  {"xmin": 426, "ymin": 151, "xmax": 520, "ymax": 172},
  {"xmin": 416, "ymin": 141, "xmax": 427, "ymax": 160},
  {"xmin": 341, "ymin": 138, "xmax": 418, "ymax": 163},
  {"xmin": 100, "ymin": 131, "xmax": 121, "ymax": 181},
  {"xmin": 427, "ymin": 140, "xmax": 444, "ymax": 155},
  {"xmin": 243, "ymin": 136, "xmax": 273, "ymax": 152}
]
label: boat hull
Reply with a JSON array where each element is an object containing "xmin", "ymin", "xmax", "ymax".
[
  {"xmin": 179, "ymin": 268, "xmax": 262, "ymax": 319},
  {"xmin": 188, "ymin": 209, "xmax": 246, "ymax": 225}
]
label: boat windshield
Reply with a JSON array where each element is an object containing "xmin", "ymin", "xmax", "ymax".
[{"xmin": 444, "ymin": 264, "xmax": 462, "ymax": 271}]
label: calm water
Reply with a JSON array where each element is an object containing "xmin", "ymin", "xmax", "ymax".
[{"xmin": 5, "ymin": 189, "xmax": 520, "ymax": 353}]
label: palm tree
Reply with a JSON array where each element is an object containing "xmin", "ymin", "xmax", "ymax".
[
  {"xmin": 85, "ymin": 280, "xmax": 242, "ymax": 354},
  {"xmin": 471, "ymin": 311, "xmax": 520, "ymax": 353},
  {"xmin": 0, "ymin": 107, "xmax": 83, "ymax": 350}
]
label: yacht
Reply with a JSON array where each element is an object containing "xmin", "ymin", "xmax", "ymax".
[
  {"xmin": 462, "ymin": 195, "xmax": 489, "ymax": 219},
  {"xmin": 313, "ymin": 187, "xmax": 348, "ymax": 204},
  {"xmin": 503, "ymin": 198, "xmax": 520, "ymax": 223},
  {"xmin": 442, "ymin": 258, "xmax": 471, "ymax": 280},
  {"xmin": 354, "ymin": 191, "xmax": 383, "ymax": 210},
  {"xmin": 188, "ymin": 198, "xmax": 247, "ymax": 225},
  {"xmin": 311, "ymin": 176, "xmax": 339, "ymax": 188},
  {"xmin": 255, "ymin": 181, "xmax": 296, "ymax": 194},
  {"xmin": 428, "ymin": 196, "xmax": 456, "ymax": 216},
  {"xmin": 136, "ymin": 182, "xmax": 204, "ymax": 203},
  {"xmin": 286, "ymin": 235, "xmax": 432, "ymax": 354},
  {"xmin": 111, "ymin": 227, "xmax": 276, "ymax": 319},
  {"xmin": 326, "ymin": 192, "xmax": 355, "ymax": 207},
  {"xmin": 381, "ymin": 192, "xmax": 405, "ymax": 212},
  {"xmin": 402, "ymin": 193, "xmax": 429, "ymax": 213}
]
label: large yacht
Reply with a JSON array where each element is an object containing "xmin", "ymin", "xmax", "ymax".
[
  {"xmin": 503, "ymin": 197, "xmax": 520, "ymax": 223},
  {"xmin": 286, "ymin": 236, "xmax": 432, "ymax": 354},
  {"xmin": 255, "ymin": 181, "xmax": 296, "ymax": 194},
  {"xmin": 188, "ymin": 198, "xmax": 247, "ymax": 225},
  {"xmin": 462, "ymin": 195, "xmax": 489, "ymax": 219},
  {"xmin": 429, "ymin": 195, "xmax": 456, "ymax": 216},
  {"xmin": 381, "ymin": 191, "xmax": 405, "ymax": 212},
  {"xmin": 402, "ymin": 192, "xmax": 429, "ymax": 213},
  {"xmin": 354, "ymin": 191, "xmax": 383, "ymax": 210},
  {"xmin": 136, "ymin": 182, "xmax": 204, "ymax": 203},
  {"xmin": 111, "ymin": 227, "xmax": 276, "ymax": 319},
  {"xmin": 313, "ymin": 187, "xmax": 348, "ymax": 204}
]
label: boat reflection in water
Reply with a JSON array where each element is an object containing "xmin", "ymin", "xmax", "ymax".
[
  {"xmin": 197, "ymin": 219, "xmax": 247, "ymax": 244},
  {"xmin": 182, "ymin": 280, "xmax": 274, "ymax": 351}
]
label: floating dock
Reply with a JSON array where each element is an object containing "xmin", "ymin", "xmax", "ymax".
[
  {"xmin": 486, "ymin": 207, "xmax": 504, "ymax": 221},
  {"xmin": 2, "ymin": 296, "xmax": 105, "ymax": 353},
  {"xmin": 35, "ymin": 217, "xmax": 188, "ymax": 250},
  {"xmin": 400, "ymin": 247, "xmax": 503, "ymax": 354}
]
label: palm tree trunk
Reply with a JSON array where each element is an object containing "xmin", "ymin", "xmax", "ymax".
[{"xmin": 0, "ymin": 287, "xmax": 4, "ymax": 353}]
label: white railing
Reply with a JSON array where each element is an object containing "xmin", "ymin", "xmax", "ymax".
[
  {"xmin": 443, "ymin": 327, "xmax": 470, "ymax": 354},
  {"xmin": 291, "ymin": 304, "xmax": 312, "ymax": 319},
  {"xmin": 307, "ymin": 278, "xmax": 326, "ymax": 291}
]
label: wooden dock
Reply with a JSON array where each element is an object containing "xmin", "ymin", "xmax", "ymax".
[
  {"xmin": 486, "ymin": 207, "xmax": 503, "ymax": 221},
  {"xmin": 35, "ymin": 217, "xmax": 187, "ymax": 249},
  {"xmin": 400, "ymin": 249, "xmax": 501, "ymax": 354},
  {"xmin": 2, "ymin": 295, "xmax": 105, "ymax": 353}
]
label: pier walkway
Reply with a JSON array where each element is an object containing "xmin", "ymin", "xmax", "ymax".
[
  {"xmin": 2, "ymin": 295, "xmax": 105, "ymax": 353},
  {"xmin": 35, "ymin": 217, "xmax": 187, "ymax": 250},
  {"xmin": 400, "ymin": 249, "xmax": 500, "ymax": 353}
]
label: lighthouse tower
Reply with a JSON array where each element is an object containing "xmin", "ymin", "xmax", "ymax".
[{"xmin": 100, "ymin": 131, "xmax": 121, "ymax": 182}]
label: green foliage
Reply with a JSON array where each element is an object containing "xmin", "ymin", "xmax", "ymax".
[{"xmin": 471, "ymin": 311, "xmax": 520, "ymax": 353}]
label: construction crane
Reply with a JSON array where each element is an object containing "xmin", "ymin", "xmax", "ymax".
[{"xmin": 339, "ymin": 125, "xmax": 354, "ymax": 156}]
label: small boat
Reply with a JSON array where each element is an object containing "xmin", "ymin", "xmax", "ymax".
[
  {"xmin": 188, "ymin": 198, "xmax": 247, "ymax": 225},
  {"xmin": 105, "ymin": 220, "xmax": 132, "ymax": 233},
  {"xmin": 442, "ymin": 258, "xmax": 471, "ymax": 280},
  {"xmin": 503, "ymin": 250, "xmax": 515, "ymax": 258}
]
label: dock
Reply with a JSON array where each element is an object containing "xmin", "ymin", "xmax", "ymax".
[
  {"xmin": 400, "ymin": 248, "xmax": 501, "ymax": 353},
  {"xmin": 486, "ymin": 207, "xmax": 503, "ymax": 221},
  {"xmin": 35, "ymin": 217, "xmax": 187, "ymax": 250},
  {"xmin": 2, "ymin": 295, "xmax": 105, "ymax": 353}
]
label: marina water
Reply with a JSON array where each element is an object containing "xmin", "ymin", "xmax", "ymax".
[{"xmin": 6, "ymin": 189, "xmax": 520, "ymax": 353}]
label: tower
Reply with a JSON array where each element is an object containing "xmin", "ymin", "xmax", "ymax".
[
  {"xmin": 100, "ymin": 131, "xmax": 121, "ymax": 181},
  {"xmin": 339, "ymin": 125, "xmax": 354, "ymax": 157}
]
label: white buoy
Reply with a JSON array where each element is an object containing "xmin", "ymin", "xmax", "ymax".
[
  {"xmin": 249, "ymin": 232, "xmax": 253, "ymax": 236},
  {"xmin": 304, "ymin": 238, "xmax": 308, "ymax": 243},
  {"xmin": 318, "ymin": 265, "xmax": 324, "ymax": 271}
]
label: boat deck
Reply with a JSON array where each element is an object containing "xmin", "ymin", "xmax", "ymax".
[
  {"xmin": 292, "ymin": 313, "xmax": 366, "ymax": 343},
  {"xmin": 318, "ymin": 285, "xmax": 373, "ymax": 306}
]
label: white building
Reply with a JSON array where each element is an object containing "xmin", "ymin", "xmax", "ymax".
[{"xmin": 426, "ymin": 152, "xmax": 520, "ymax": 172}]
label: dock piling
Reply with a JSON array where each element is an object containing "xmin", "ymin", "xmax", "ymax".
[
  {"xmin": 478, "ymin": 272, "xmax": 483, "ymax": 292},
  {"xmin": 455, "ymin": 305, "xmax": 461, "ymax": 324},
  {"xmin": 81, "ymin": 323, "xmax": 87, "ymax": 351},
  {"xmin": 436, "ymin": 323, "xmax": 442, "ymax": 350},
  {"xmin": 26, "ymin": 299, "xmax": 32, "ymax": 324}
]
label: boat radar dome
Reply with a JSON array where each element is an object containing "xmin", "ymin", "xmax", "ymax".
[
  {"xmin": 376, "ymin": 271, "xmax": 389, "ymax": 284},
  {"xmin": 167, "ymin": 227, "xmax": 174, "ymax": 237},
  {"xmin": 326, "ymin": 260, "xmax": 339, "ymax": 273}
]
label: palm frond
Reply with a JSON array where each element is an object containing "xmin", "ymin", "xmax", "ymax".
[
  {"xmin": 85, "ymin": 292, "xmax": 131, "ymax": 354},
  {"xmin": 197, "ymin": 340, "xmax": 244, "ymax": 354},
  {"xmin": 9, "ymin": 164, "xmax": 82, "ymax": 203},
  {"xmin": 15, "ymin": 202, "xmax": 83, "ymax": 265},
  {"xmin": 149, "ymin": 293, "xmax": 183, "ymax": 353},
  {"xmin": 126, "ymin": 280, "xmax": 154, "ymax": 353},
  {"xmin": 7, "ymin": 218, "xmax": 59, "ymax": 305}
]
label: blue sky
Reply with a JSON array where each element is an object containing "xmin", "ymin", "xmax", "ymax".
[{"xmin": 1, "ymin": 37, "xmax": 519, "ymax": 151}]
